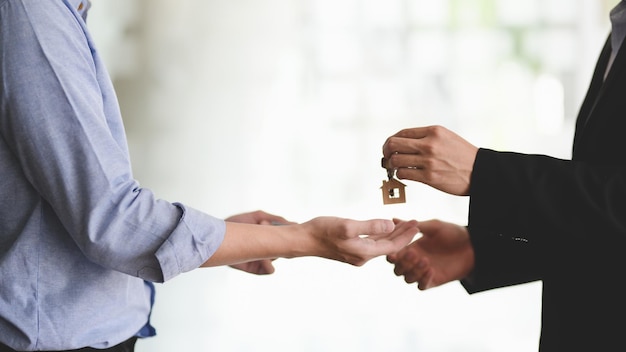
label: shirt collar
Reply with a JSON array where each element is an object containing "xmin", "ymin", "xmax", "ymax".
[
  {"xmin": 604, "ymin": 0, "xmax": 626, "ymax": 79},
  {"xmin": 610, "ymin": 1, "xmax": 626, "ymax": 52}
]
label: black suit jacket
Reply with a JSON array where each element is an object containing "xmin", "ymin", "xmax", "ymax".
[{"xmin": 462, "ymin": 35, "xmax": 626, "ymax": 351}]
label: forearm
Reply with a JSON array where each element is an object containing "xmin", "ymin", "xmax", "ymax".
[
  {"xmin": 470, "ymin": 148, "xmax": 626, "ymax": 242},
  {"xmin": 201, "ymin": 222, "xmax": 311, "ymax": 267}
]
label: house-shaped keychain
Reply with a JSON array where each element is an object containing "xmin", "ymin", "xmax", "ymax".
[{"xmin": 381, "ymin": 178, "xmax": 406, "ymax": 204}]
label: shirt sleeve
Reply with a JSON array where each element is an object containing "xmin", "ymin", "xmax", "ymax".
[{"xmin": 0, "ymin": 0, "xmax": 224, "ymax": 282}]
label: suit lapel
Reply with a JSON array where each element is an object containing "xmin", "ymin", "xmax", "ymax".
[{"xmin": 573, "ymin": 36, "xmax": 613, "ymax": 155}]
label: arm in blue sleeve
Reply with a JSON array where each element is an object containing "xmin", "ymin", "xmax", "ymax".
[{"xmin": 0, "ymin": 0, "xmax": 224, "ymax": 282}]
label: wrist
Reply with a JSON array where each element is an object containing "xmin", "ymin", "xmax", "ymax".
[{"xmin": 281, "ymin": 223, "xmax": 316, "ymax": 259}]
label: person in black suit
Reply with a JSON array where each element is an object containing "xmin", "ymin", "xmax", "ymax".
[{"xmin": 382, "ymin": 2, "xmax": 626, "ymax": 351}]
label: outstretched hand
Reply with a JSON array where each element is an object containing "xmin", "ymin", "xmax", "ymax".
[
  {"xmin": 205, "ymin": 214, "xmax": 419, "ymax": 271},
  {"xmin": 303, "ymin": 217, "xmax": 419, "ymax": 266},
  {"xmin": 387, "ymin": 219, "xmax": 475, "ymax": 290}
]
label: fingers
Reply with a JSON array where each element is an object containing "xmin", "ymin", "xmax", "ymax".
[
  {"xmin": 366, "ymin": 220, "xmax": 419, "ymax": 257},
  {"xmin": 382, "ymin": 139, "xmax": 431, "ymax": 182},
  {"xmin": 225, "ymin": 210, "xmax": 290, "ymax": 225},
  {"xmin": 366, "ymin": 219, "xmax": 417, "ymax": 242},
  {"xmin": 416, "ymin": 268, "xmax": 434, "ymax": 290},
  {"xmin": 353, "ymin": 218, "xmax": 395, "ymax": 238},
  {"xmin": 391, "ymin": 247, "xmax": 419, "ymax": 276},
  {"xmin": 393, "ymin": 126, "xmax": 434, "ymax": 139},
  {"xmin": 386, "ymin": 219, "xmax": 418, "ymax": 263},
  {"xmin": 388, "ymin": 220, "xmax": 419, "ymax": 246},
  {"xmin": 382, "ymin": 136, "xmax": 421, "ymax": 159},
  {"xmin": 395, "ymin": 256, "xmax": 433, "ymax": 289},
  {"xmin": 382, "ymin": 125, "xmax": 454, "ymax": 171},
  {"xmin": 385, "ymin": 127, "xmax": 432, "ymax": 150},
  {"xmin": 388, "ymin": 240, "xmax": 435, "ymax": 290},
  {"xmin": 259, "ymin": 260, "xmax": 276, "ymax": 275},
  {"xmin": 342, "ymin": 219, "xmax": 418, "ymax": 266},
  {"xmin": 257, "ymin": 212, "xmax": 291, "ymax": 225},
  {"xmin": 382, "ymin": 126, "xmax": 435, "ymax": 158},
  {"xmin": 229, "ymin": 259, "xmax": 276, "ymax": 275}
]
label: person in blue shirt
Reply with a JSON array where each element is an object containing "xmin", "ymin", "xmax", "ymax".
[{"xmin": 0, "ymin": 1, "xmax": 419, "ymax": 351}]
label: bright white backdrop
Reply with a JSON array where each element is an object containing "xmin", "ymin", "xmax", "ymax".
[{"xmin": 88, "ymin": 1, "xmax": 615, "ymax": 351}]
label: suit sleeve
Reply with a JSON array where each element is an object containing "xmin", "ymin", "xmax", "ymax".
[{"xmin": 461, "ymin": 148, "xmax": 626, "ymax": 292}]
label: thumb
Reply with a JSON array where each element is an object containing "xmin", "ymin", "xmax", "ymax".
[{"xmin": 261, "ymin": 260, "xmax": 276, "ymax": 275}]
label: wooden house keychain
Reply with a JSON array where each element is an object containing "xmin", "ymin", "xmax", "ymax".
[{"xmin": 380, "ymin": 157, "xmax": 406, "ymax": 205}]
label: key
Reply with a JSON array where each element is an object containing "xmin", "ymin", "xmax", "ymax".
[{"xmin": 380, "ymin": 158, "xmax": 406, "ymax": 204}]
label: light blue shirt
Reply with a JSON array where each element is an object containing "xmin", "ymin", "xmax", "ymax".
[{"xmin": 0, "ymin": 0, "xmax": 225, "ymax": 350}]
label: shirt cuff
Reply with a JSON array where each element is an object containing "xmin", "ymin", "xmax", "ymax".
[{"xmin": 153, "ymin": 203, "xmax": 225, "ymax": 282}]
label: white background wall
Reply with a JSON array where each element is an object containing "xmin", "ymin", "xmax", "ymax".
[{"xmin": 88, "ymin": 0, "xmax": 616, "ymax": 351}]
